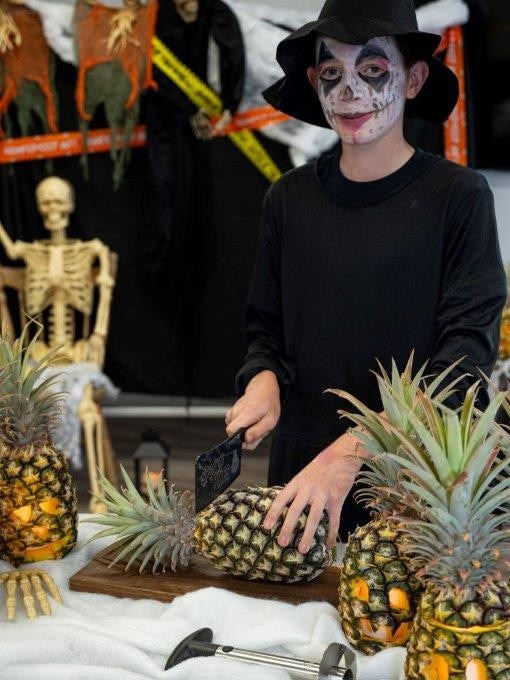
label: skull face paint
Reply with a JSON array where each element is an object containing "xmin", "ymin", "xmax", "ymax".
[{"xmin": 314, "ymin": 36, "xmax": 408, "ymax": 145}]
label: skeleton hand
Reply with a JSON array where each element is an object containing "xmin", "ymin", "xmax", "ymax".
[
  {"xmin": 190, "ymin": 109, "xmax": 213, "ymax": 141},
  {"xmin": 86, "ymin": 333, "xmax": 106, "ymax": 366},
  {"xmin": 0, "ymin": 569, "xmax": 62, "ymax": 620},
  {"xmin": 211, "ymin": 110, "xmax": 233, "ymax": 137},
  {"xmin": 105, "ymin": 6, "xmax": 140, "ymax": 54},
  {"xmin": 0, "ymin": 2, "xmax": 21, "ymax": 54}
]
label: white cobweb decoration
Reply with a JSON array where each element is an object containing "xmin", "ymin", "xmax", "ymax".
[{"xmin": 41, "ymin": 362, "xmax": 119, "ymax": 469}]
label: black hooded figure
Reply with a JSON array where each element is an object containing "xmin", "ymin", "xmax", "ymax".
[
  {"xmin": 146, "ymin": 0, "xmax": 244, "ymax": 263},
  {"xmin": 144, "ymin": 0, "xmax": 245, "ymax": 391}
]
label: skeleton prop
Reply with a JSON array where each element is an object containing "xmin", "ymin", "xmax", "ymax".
[
  {"xmin": 0, "ymin": 568, "xmax": 62, "ymax": 620},
  {"xmin": 0, "ymin": 1, "xmax": 58, "ymax": 137},
  {"xmin": 75, "ymin": 0, "xmax": 157, "ymax": 188},
  {"xmin": 0, "ymin": 177, "xmax": 117, "ymax": 512}
]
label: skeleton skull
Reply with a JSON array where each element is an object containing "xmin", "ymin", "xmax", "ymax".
[
  {"xmin": 172, "ymin": 0, "xmax": 199, "ymax": 23},
  {"xmin": 35, "ymin": 177, "xmax": 75, "ymax": 233}
]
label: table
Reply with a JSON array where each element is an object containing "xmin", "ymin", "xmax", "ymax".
[{"xmin": 0, "ymin": 517, "xmax": 406, "ymax": 680}]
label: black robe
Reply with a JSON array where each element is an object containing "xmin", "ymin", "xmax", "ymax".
[
  {"xmin": 144, "ymin": 0, "xmax": 245, "ymax": 276},
  {"xmin": 236, "ymin": 149, "xmax": 506, "ymax": 541},
  {"xmin": 143, "ymin": 0, "xmax": 245, "ymax": 391}
]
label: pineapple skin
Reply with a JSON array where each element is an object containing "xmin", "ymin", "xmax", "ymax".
[
  {"xmin": 194, "ymin": 487, "xmax": 333, "ymax": 583},
  {"xmin": 339, "ymin": 518, "xmax": 422, "ymax": 655},
  {"xmin": 405, "ymin": 583, "xmax": 510, "ymax": 680},
  {"xmin": 0, "ymin": 445, "xmax": 78, "ymax": 567}
]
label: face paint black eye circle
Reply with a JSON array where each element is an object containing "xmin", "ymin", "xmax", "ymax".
[{"xmin": 320, "ymin": 67, "xmax": 342, "ymax": 81}]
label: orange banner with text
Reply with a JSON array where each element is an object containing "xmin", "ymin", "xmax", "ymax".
[{"xmin": 0, "ymin": 107, "xmax": 288, "ymax": 165}]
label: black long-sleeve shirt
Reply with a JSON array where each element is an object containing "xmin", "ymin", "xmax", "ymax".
[{"xmin": 236, "ymin": 149, "xmax": 506, "ymax": 527}]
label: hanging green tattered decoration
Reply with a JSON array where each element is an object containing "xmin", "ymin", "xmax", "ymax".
[
  {"xmin": 74, "ymin": 0, "xmax": 157, "ymax": 189},
  {"xmin": 0, "ymin": 1, "xmax": 58, "ymax": 138}
]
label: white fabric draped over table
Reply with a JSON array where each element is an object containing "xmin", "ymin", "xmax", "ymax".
[{"xmin": 0, "ymin": 520, "xmax": 407, "ymax": 680}]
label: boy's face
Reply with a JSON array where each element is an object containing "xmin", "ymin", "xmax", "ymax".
[{"xmin": 309, "ymin": 36, "xmax": 408, "ymax": 146}]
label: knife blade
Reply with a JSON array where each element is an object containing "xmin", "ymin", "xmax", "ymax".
[{"xmin": 194, "ymin": 427, "xmax": 247, "ymax": 513}]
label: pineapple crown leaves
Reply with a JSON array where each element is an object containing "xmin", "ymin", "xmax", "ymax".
[
  {"xmin": 0, "ymin": 323, "xmax": 65, "ymax": 449},
  {"xmin": 327, "ymin": 354, "xmax": 466, "ymax": 515},
  {"xmin": 328, "ymin": 354, "xmax": 467, "ymax": 455},
  {"xmin": 85, "ymin": 465, "xmax": 196, "ymax": 574},
  {"xmin": 384, "ymin": 386, "xmax": 510, "ymax": 587}
]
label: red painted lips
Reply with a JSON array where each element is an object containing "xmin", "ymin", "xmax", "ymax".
[{"xmin": 334, "ymin": 111, "xmax": 374, "ymax": 131}]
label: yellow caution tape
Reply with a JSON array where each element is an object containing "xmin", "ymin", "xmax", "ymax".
[{"xmin": 151, "ymin": 36, "xmax": 282, "ymax": 183}]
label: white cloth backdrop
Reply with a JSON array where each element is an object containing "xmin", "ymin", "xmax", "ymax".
[
  {"xmin": 0, "ymin": 520, "xmax": 407, "ymax": 680},
  {"xmin": 22, "ymin": 0, "xmax": 469, "ymax": 164}
]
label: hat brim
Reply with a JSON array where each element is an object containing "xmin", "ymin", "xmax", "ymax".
[{"xmin": 263, "ymin": 19, "xmax": 459, "ymax": 126}]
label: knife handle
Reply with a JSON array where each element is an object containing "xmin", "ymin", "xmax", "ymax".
[{"xmin": 235, "ymin": 427, "xmax": 248, "ymax": 443}]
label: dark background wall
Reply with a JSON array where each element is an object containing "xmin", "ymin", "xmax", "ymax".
[
  {"xmin": 486, "ymin": 0, "xmax": 510, "ymax": 167},
  {"xmin": 1, "ymin": 0, "xmax": 509, "ymax": 398},
  {"xmin": 0, "ymin": 57, "xmax": 293, "ymax": 397}
]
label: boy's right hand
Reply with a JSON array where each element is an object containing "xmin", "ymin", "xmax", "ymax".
[{"xmin": 225, "ymin": 370, "xmax": 281, "ymax": 451}]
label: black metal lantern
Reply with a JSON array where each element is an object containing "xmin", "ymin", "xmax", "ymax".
[{"xmin": 132, "ymin": 429, "xmax": 172, "ymax": 496}]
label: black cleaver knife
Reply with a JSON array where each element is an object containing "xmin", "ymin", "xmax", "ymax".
[{"xmin": 194, "ymin": 428, "xmax": 247, "ymax": 513}]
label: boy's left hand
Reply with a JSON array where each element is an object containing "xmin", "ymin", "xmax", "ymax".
[{"xmin": 262, "ymin": 430, "xmax": 364, "ymax": 553}]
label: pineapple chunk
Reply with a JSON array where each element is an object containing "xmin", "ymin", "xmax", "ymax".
[
  {"xmin": 11, "ymin": 505, "xmax": 32, "ymax": 523},
  {"xmin": 465, "ymin": 659, "xmax": 489, "ymax": 680},
  {"xmin": 423, "ymin": 654, "xmax": 450, "ymax": 680},
  {"xmin": 391, "ymin": 622, "xmax": 411, "ymax": 645},
  {"xmin": 389, "ymin": 587, "xmax": 410, "ymax": 611},
  {"xmin": 351, "ymin": 577, "xmax": 369, "ymax": 602},
  {"xmin": 39, "ymin": 498, "xmax": 60, "ymax": 515},
  {"xmin": 31, "ymin": 526, "xmax": 50, "ymax": 540}
]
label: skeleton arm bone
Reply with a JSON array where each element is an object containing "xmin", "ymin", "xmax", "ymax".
[
  {"xmin": 0, "ymin": 222, "xmax": 23, "ymax": 260},
  {"xmin": 91, "ymin": 240, "xmax": 114, "ymax": 341}
]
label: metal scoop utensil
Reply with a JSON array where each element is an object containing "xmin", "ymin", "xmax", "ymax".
[{"xmin": 166, "ymin": 627, "xmax": 357, "ymax": 679}]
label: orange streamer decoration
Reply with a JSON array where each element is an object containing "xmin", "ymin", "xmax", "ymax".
[
  {"xmin": 0, "ymin": 125, "xmax": 147, "ymax": 164},
  {"xmin": 213, "ymin": 106, "xmax": 289, "ymax": 135},
  {"xmin": 442, "ymin": 26, "xmax": 468, "ymax": 166},
  {"xmin": 75, "ymin": 0, "xmax": 157, "ymax": 122},
  {"xmin": 0, "ymin": 5, "xmax": 58, "ymax": 137},
  {"xmin": 0, "ymin": 106, "xmax": 288, "ymax": 164}
]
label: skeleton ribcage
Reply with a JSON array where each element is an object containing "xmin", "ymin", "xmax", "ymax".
[{"xmin": 24, "ymin": 245, "xmax": 96, "ymax": 345}]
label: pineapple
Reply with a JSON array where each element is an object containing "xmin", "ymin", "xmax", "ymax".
[
  {"xmin": 87, "ymin": 467, "xmax": 333, "ymax": 583},
  {"xmin": 0, "ymin": 327, "xmax": 78, "ymax": 567},
  {"xmin": 379, "ymin": 385, "xmax": 509, "ymax": 680},
  {"xmin": 331, "ymin": 356, "xmax": 464, "ymax": 654}
]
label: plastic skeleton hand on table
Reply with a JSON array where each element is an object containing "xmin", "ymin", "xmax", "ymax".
[{"xmin": 0, "ymin": 569, "xmax": 63, "ymax": 620}]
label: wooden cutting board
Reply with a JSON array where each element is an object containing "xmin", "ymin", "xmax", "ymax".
[{"xmin": 69, "ymin": 545, "xmax": 341, "ymax": 607}]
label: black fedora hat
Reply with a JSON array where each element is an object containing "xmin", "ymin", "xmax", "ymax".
[{"xmin": 263, "ymin": 0, "xmax": 459, "ymax": 127}]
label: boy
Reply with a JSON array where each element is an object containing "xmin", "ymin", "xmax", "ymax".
[{"xmin": 226, "ymin": 0, "xmax": 506, "ymax": 551}]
